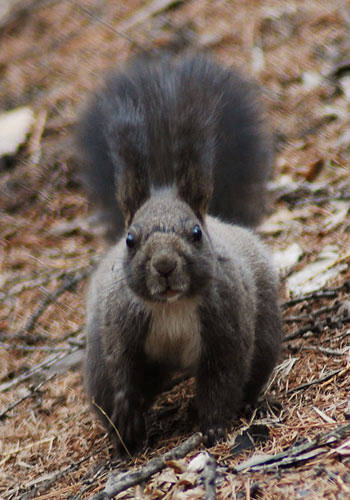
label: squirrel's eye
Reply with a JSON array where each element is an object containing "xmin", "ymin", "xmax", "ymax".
[
  {"xmin": 126, "ymin": 232, "xmax": 135, "ymax": 248},
  {"xmin": 192, "ymin": 224, "xmax": 202, "ymax": 242}
]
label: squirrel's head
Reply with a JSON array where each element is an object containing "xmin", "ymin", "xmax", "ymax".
[
  {"xmin": 123, "ymin": 189, "xmax": 215, "ymax": 303},
  {"xmin": 107, "ymin": 67, "xmax": 219, "ymax": 302}
]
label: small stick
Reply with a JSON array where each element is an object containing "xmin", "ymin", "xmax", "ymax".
[
  {"xmin": 284, "ymin": 303, "xmax": 340, "ymax": 323},
  {"xmin": 4, "ymin": 450, "xmax": 99, "ymax": 499},
  {"xmin": 284, "ymin": 324, "xmax": 318, "ymax": 342},
  {"xmin": 293, "ymin": 192, "xmax": 350, "ymax": 206},
  {"xmin": 320, "ymin": 363, "xmax": 350, "ymax": 389},
  {"xmin": 75, "ymin": 3, "xmax": 139, "ymax": 47},
  {"xmin": 286, "ymin": 368, "xmax": 342, "ymax": 394},
  {"xmin": 22, "ymin": 268, "xmax": 90, "ymax": 335},
  {"xmin": 0, "ymin": 346, "xmax": 80, "ymax": 393},
  {"xmin": 0, "ymin": 372, "xmax": 57, "ymax": 421},
  {"xmin": 297, "ymin": 345, "xmax": 350, "ymax": 356},
  {"xmin": 0, "ymin": 0, "xmax": 61, "ymax": 31},
  {"xmin": 323, "ymin": 329, "xmax": 350, "ymax": 344},
  {"xmin": 90, "ymin": 433, "xmax": 203, "ymax": 499},
  {"xmin": 285, "ymin": 316, "xmax": 350, "ymax": 342},
  {"xmin": 118, "ymin": 0, "xmax": 184, "ymax": 33},
  {"xmin": 234, "ymin": 423, "xmax": 350, "ymax": 473},
  {"xmin": 1, "ymin": 257, "xmax": 98, "ymax": 302},
  {"xmin": 283, "ymin": 290, "xmax": 340, "ymax": 308},
  {"xmin": 0, "ymin": 342, "xmax": 70, "ymax": 353}
]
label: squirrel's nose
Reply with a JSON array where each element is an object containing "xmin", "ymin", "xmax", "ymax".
[{"xmin": 152, "ymin": 254, "xmax": 177, "ymax": 277}]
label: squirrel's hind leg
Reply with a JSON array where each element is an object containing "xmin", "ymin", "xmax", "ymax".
[{"xmin": 243, "ymin": 301, "xmax": 282, "ymax": 407}]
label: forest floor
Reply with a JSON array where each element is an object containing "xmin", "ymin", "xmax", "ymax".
[{"xmin": 0, "ymin": 0, "xmax": 350, "ymax": 499}]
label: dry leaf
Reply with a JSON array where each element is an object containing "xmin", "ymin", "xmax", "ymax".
[
  {"xmin": 302, "ymin": 71, "xmax": 322, "ymax": 91},
  {"xmin": 187, "ymin": 452, "xmax": 211, "ymax": 473},
  {"xmin": 273, "ymin": 242, "xmax": 304, "ymax": 275},
  {"xmin": 322, "ymin": 202, "xmax": 349, "ymax": 233},
  {"xmin": 0, "ymin": 106, "xmax": 34, "ymax": 157},
  {"xmin": 286, "ymin": 245, "xmax": 345, "ymax": 296}
]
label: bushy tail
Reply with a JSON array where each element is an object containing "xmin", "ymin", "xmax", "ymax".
[{"xmin": 76, "ymin": 53, "xmax": 273, "ymax": 240}]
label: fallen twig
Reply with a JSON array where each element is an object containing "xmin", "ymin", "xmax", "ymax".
[
  {"xmin": 284, "ymin": 316, "xmax": 350, "ymax": 342},
  {"xmin": 1, "ymin": 269, "xmax": 65, "ymax": 301},
  {"xmin": 284, "ymin": 323, "xmax": 321, "ymax": 341},
  {"xmin": 0, "ymin": 341, "xmax": 70, "ymax": 353},
  {"xmin": 322, "ymin": 329, "xmax": 350, "ymax": 344},
  {"xmin": 0, "ymin": 0, "xmax": 62, "ymax": 31},
  {"xmin": 284, "ymin": 302, "xmax": 340, "ymax": 323},
  {"xmin": 1, "ymin": 258, "xmax": 99, "ymax": 302},
  {"xmin": 283, "ymin": 290, "xmax": 339, "ymax": 308},
  {"xmin": 90, "ymin": 433, "xmax": 203, "ymax": 499},
  {"xmin": 319, "ymin": 363, "xmax": 350, "ymax": 389},
  {"xmin": 71, "ymin": 464, "xmax": 110, "ymax": 500},
  {"xmin": 286, "ymin": 368, "xmax": 343, "ymax": 394},
  {"xmin": 22, "ymin": 268, "xmax": 90, "ymax": 335},
  {"xmin": 282, "ymin": 281, "xmax": 350, "ymax": 308},
  {"xmin": 4, "ymin": 451, "xmax": 98, "ymax": 499},
  {"xmin": 0, "ymin": 372, "xmax": 57, "ymax": 421},
  {"xmin": 118, "ymin": 0, "xmax": 184, "ymax": 33},
  {"xmin": 75, "ymin": 3, "xmax": 139, "ymax": 47},
  {"xmin": 297, "ymin": 345, "xmax": 350, "ymax": 356},
  {"xmin": 293, "ymin": 192, "xmax": 350, "ymax": 206},
  {"xmin": 0, "ymin": 346, "xmax": 80, "ymax": 393},
  {"xmin": 234, "ymin": 423, "xmax": 350, "ymax": 473}
]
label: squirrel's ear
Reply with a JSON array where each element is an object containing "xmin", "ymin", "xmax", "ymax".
[
  {"xmin": 175, "ymin": 160, "xmax": 213, "ymax": 220},
  {"xmin": 173, "ymin": 61, "xmax": 218, "ymax": 220},
  {"xmin": 174, "ymin": 119, "xmax": 215, "ymax": 221},
  {"xmin": 109, "ymin": 116, "xmax": 150, "ymax": 227}
]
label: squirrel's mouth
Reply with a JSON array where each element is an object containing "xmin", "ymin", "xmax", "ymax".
[
  {"xmin": 165, "ymin": 289, "xmax": 181, "ymax": 303},
  {"xmin": 152, "ymin": 287, "xmax": 182, "ymax": 303}
]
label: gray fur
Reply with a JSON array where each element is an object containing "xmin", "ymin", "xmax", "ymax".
[
  {"xmin": 82, "ymin": 55, "xmax": 282, "ymax": 454},
  {"xmin": 85, "ymin": 200, "xmax": 282, "ymax": 453},
  {"xmin": 77, "ymin": 54, "xmax": 272, "ymax": 240}
]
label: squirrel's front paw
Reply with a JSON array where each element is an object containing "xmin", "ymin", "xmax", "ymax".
[
  {"xmin": 111, "ymin": 390, "xmax": 146, "ymax": 455},
  {"xmin": 202, "ymin": 424, "xmax": 226, "ymax": 447}
]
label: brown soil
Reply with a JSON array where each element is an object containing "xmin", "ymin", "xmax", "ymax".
[{"xmin": 0, "ymin": 1, "xmax": 349, "ymax": 499}]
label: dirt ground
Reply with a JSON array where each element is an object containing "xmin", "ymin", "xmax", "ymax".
[{"xmin": 0, "ymin": 0, "xmax": 350, "ymax": 499}]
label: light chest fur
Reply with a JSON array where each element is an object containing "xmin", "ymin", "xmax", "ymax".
[{"xmin": 144, "ymin": 299, "xmax": 202, "ymax": 372}]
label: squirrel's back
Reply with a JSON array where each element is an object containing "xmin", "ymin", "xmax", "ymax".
[{"xmin": 77, "ymin": 54, "xmax": 272, "ymax": 240}]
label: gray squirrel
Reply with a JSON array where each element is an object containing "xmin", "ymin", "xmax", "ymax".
[{"xmin": 77, "ymin": 54, "xmax": 282, "ymax": 454}]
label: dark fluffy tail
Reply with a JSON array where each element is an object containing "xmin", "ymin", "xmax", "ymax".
[{"xmin": 76, "ymin": 53, "xmax": 273, "ymax": 241}]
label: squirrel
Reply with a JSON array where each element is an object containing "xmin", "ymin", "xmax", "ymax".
[{"xmin": 77, "ymin": 54, "xmax": 282, "ymax": 454}]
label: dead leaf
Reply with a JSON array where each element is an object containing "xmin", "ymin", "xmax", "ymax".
[
  {"xmin": 187, "ymin": 452, "xmax": 211, "ymax": 473},
  {"xmin": 303, "ymin": 158, "xmax": 324, "ymax": 182},
  {"xmin": 322, "ymin": 202, "xmax": 349, "ymax": 233},
  {"xmin": 302, "ymin": 71, "xmax": 322, "ymax": 91},
  {"xmin": 165, "ymin": 458, "xmax": 187, "ymax": 474},
  {"xmin": 286, "ymin": 245, "xmax": 346, "ymax": 296},
  {"xmin": 273, "ymin": 242, "xmax": 304, "ymax": 275},
  {"xmin": 340, "ymin": 75, "xmax": 350, "ymax": 101},
  {"xmin": 0, "ymin": 106, "xmax": 34, "ymax": 157}
]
